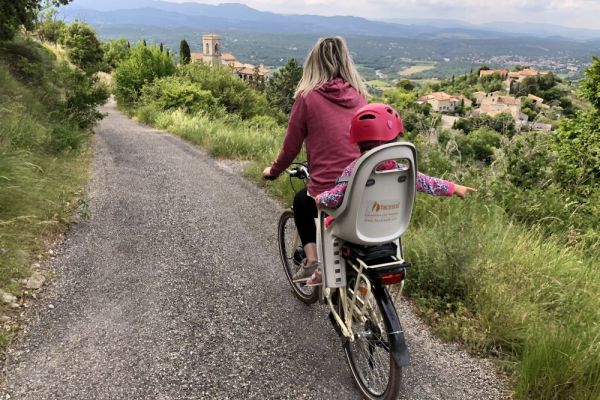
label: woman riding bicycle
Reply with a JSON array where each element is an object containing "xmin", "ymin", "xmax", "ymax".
[{"xmin": 262, "ymin": 36, "xmax": 368, "ymax": 281}]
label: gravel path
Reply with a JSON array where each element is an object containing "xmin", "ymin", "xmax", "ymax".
[{"xmin": 1, "ymin": 100, "xmax": 509, "ymax": 399}]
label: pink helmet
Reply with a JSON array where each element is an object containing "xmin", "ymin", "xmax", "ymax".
[{"xmin": 349, "ymin": 103, "xmax": 404, "ymax": 144}]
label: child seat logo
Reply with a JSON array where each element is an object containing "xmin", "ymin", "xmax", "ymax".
[{"xmin": 372, "ymin": 201, "xmax": 400, "ymax": 212}]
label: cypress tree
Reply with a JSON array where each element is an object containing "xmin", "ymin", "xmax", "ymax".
[
  {"xmin": 159, "ymin": 42, "xmax": 164, "ymax": 52},
  {"xmin": 179, "ymin": 39, "xmax": 191, "ymax": 65}
]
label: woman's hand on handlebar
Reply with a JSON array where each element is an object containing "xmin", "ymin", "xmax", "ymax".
[{"xmin": 262, "ymin": 166, "xmax": 276, "ymax": 180}]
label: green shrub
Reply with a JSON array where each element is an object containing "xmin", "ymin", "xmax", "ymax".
[
  {"xmin": 113, "ymin": 44, "xmax": 176, "ymax": 106},
  {"xmin": 179, "ymin": 63, "xmax": 270, "ymax": 119},
  {"xmin": 453, "ymin": 112, "xmax": 515, "ymax": 137},
  {"xmin": 456, "ymin": 128, "xmax": 501, "ymax": 163},
  {"xmin": 59, "ymin": 21, "xmax": 104, "ymax": 74},
  {"xmin": 141, "ymin": 76, "xmax": 219, "ymax": 114},
  {"xmin": 45, "ymin": 123, "xmax": 87, "ymax": 153}
]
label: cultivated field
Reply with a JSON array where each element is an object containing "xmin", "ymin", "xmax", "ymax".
[{"xmin": 398, "ymin": 64, "xmax": 436, "ymax": 76}]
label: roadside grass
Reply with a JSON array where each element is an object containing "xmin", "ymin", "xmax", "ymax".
[
  {"xmin": 0, "ymin": 38, "xmax": 100, "ymax": 345},
  {"xmin": 406, "ymin": 196, "xmax": 599, "ymax": 399},
  {"xmin": 130, "ymin": 104, "xmax": 599, "ymax": 400}
]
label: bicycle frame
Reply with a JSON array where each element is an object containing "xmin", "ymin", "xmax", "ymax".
[
  {"xmin": 311, "ymin": 210, "xmax": 410, "ymax": 368},
  {"xmin": 283, "ymin": 161, "xmax": 411, "ymax": 367}
]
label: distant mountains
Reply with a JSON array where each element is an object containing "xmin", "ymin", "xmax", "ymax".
[
  {"xmin": 59, "ymin": 0, "xmax": 600, "ymax": 41},
  {"xmin": 386, "ymin": 18, "xmax": 600, "ymax": 41}
]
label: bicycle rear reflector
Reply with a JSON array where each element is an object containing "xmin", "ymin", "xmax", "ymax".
[{"xmin": 378, "ymin": 271, "xmax": 405, "ymax": 285}]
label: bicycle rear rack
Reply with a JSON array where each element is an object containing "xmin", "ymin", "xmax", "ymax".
[{"xmin": 325, "ymin": 256, "xmax": 408, "ymax": 341}]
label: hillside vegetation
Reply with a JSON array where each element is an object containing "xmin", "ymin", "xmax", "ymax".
[
  {"xmin": 0, "ymin": 25, "xmax": 108, "ymax": 344},
  {"xmin": 112, "ymin": 42, "xmax": 599, "ymax": 399}
]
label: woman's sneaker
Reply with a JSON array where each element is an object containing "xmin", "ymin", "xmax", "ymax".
[
  {"xmin": 292, "ymin": 260, "xmax": 319, "ymax": 282},
  {"xmin": 306, "ymin": 267, "xmax": 322, "ymax": 287}
]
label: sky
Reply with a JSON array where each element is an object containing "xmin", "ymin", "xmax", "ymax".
[{"xmin": 167, "ymin": 0, "xmax": 600, "ymax": 30}]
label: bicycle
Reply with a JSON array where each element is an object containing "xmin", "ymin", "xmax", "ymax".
[{"xmin": 271, "ymin": 142, "xmax": 416, "ymax": 400}]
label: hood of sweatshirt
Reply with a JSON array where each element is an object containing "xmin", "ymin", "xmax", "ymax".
[{"xmin": 315, "ymin": 77, "xmax": 365, "ymax": 108}]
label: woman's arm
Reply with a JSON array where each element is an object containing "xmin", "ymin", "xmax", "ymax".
[{"xmin": 268, "ymin": 97, "xmax": 308, "ymax": 177}]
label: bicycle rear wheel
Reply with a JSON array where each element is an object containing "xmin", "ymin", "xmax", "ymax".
[
  {"xmin": 278, "ymin": 210, "xmax": 319, "ymax": 304},
  {"xmin": 339, "ymin": 277, "xmax": 402, "ymax": 400}
]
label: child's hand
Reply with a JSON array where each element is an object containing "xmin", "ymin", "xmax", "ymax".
[{"xmin": 454, "ymin": 184, "xmax": 477, "ymax": 200}]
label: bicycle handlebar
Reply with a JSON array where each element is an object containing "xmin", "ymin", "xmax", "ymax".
[
  {"xmin": 287, "ymin": 165, "xmax": 309, "ymax": 180},
  {"xmin": 263, "ymin": 163, "xmax": 309, "ymax": 184}
]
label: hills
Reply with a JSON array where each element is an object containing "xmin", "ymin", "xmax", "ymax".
[
  {"xmin": 60, "ymin": 0, "xmax": 600, "ymax": 41},
  {"xmin": 57, "ymin": 0, "xmax": 600, "ymax": 80}
]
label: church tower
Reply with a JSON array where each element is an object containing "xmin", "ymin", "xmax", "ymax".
[{"xmin": 202, "ymin": 34, "xmax": 222, "ymax": 67}]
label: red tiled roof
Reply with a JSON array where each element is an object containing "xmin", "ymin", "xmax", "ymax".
[
  {"xmin": 221, "ymin": 52, "xmax": 236, "ymax": 62},
  {"xmin": 497, "ymin": 96, "xmax": 519, "ymax": 105}
]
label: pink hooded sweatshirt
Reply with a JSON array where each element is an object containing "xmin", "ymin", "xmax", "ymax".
[{"xmin": 270, "ymin": 78, "xmax": 367, "ymax": 196}]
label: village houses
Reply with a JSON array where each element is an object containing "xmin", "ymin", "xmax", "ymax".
[
  {"xmin": 476, "ymin": 93, "xmax": 528, "ymax": 123},
  {"xmin": 190, "ymin": 34, "xmax": 270, "ymax": 82},
  {"xmin": 479, "ymin": 66, "xmax": 546, "ymax": 91},
  {"xmin": 417, "ymin": 92, "xmax": 472, "ymax": 112}
]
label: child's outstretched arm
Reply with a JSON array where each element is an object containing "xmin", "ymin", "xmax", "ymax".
[
  {"xmin": 416, "ymin": 172, "xmax": 476, "ymax": 199},
  {"xmin": 416, "ymin": 172, "xmax": 455, "ymax": 196}
]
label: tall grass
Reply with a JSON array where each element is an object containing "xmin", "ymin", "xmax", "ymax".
[
  {"xmin": 0, "ymin": 37, "xmax": 102, "ymax": 345},
  {"xmin": 132, "ymin": 104, "xmax": 600, "ymax": 400},
  {"xmin": 406, "ymin": 196, "xmax": 599, "ymax": 399}
]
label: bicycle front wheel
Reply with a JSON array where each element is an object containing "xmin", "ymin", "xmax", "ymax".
[
  {"xmin": 339, "ymin": 277, "xmax": 402, "ymax": 400},
  {"xmin": 277, "ymin": 210, "xmax": 319, "ymax": 304}
]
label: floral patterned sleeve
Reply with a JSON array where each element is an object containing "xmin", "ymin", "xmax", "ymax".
[
  {"xmin": 316, "ymin": 161, "xmax": 356, "ymax": 209},
  {"xmin": 416, "ymin": 172, "xmax": 455, "ymax": 196}
]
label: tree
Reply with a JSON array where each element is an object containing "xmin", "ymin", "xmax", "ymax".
[
  {"xmin": 553, "ymin": 56, "xmax": 600, "ymax": 190},
  {"xmin": 36, "ymin": 5, "xmax": 65, "ymax": 43},
  {"xmin": 159, "ymin": 42, "xmax": 163, "ymax": 53},
  {"xmin": 265, "ymin": 58, "xmax": 303, "ymax": 115},
  {"xmin": 179, "ymin": 39, "xmax": 191, "ymax": 65},
  {"xmin": 395, "ymin": 79, "xmax": 415, "ymax": 91},
  {"xmin": 250, "ymin": 65, "xmax": 265, "ymax": 92},
  {"xmin": 102, "ymin": 38, "xmax": 130, "ymax": 71},
  {"xmin": 0, "ymin": 0, "xmax": 71, "ymax": 41},
  {"xmin": 60, "ymin": 21, "xmax": 104, "ymax": 74},
  {"xmin": 581, "ymin": 56, "xmax": 600, "ymax": 110}
]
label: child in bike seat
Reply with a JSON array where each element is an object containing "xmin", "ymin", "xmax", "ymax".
[{"xmin": 306, "ymin": 103, "xmax": 476, "ymax": 286}]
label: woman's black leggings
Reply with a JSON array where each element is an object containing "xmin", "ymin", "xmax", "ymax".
[{"xmin": 293, "ymin": 187, "xmax": 318, "ymax": 246}]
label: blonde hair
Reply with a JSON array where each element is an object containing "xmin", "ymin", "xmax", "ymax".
[{"xmin": 294, "ymin": 36, "xmax": 369, "ymax": 99}]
